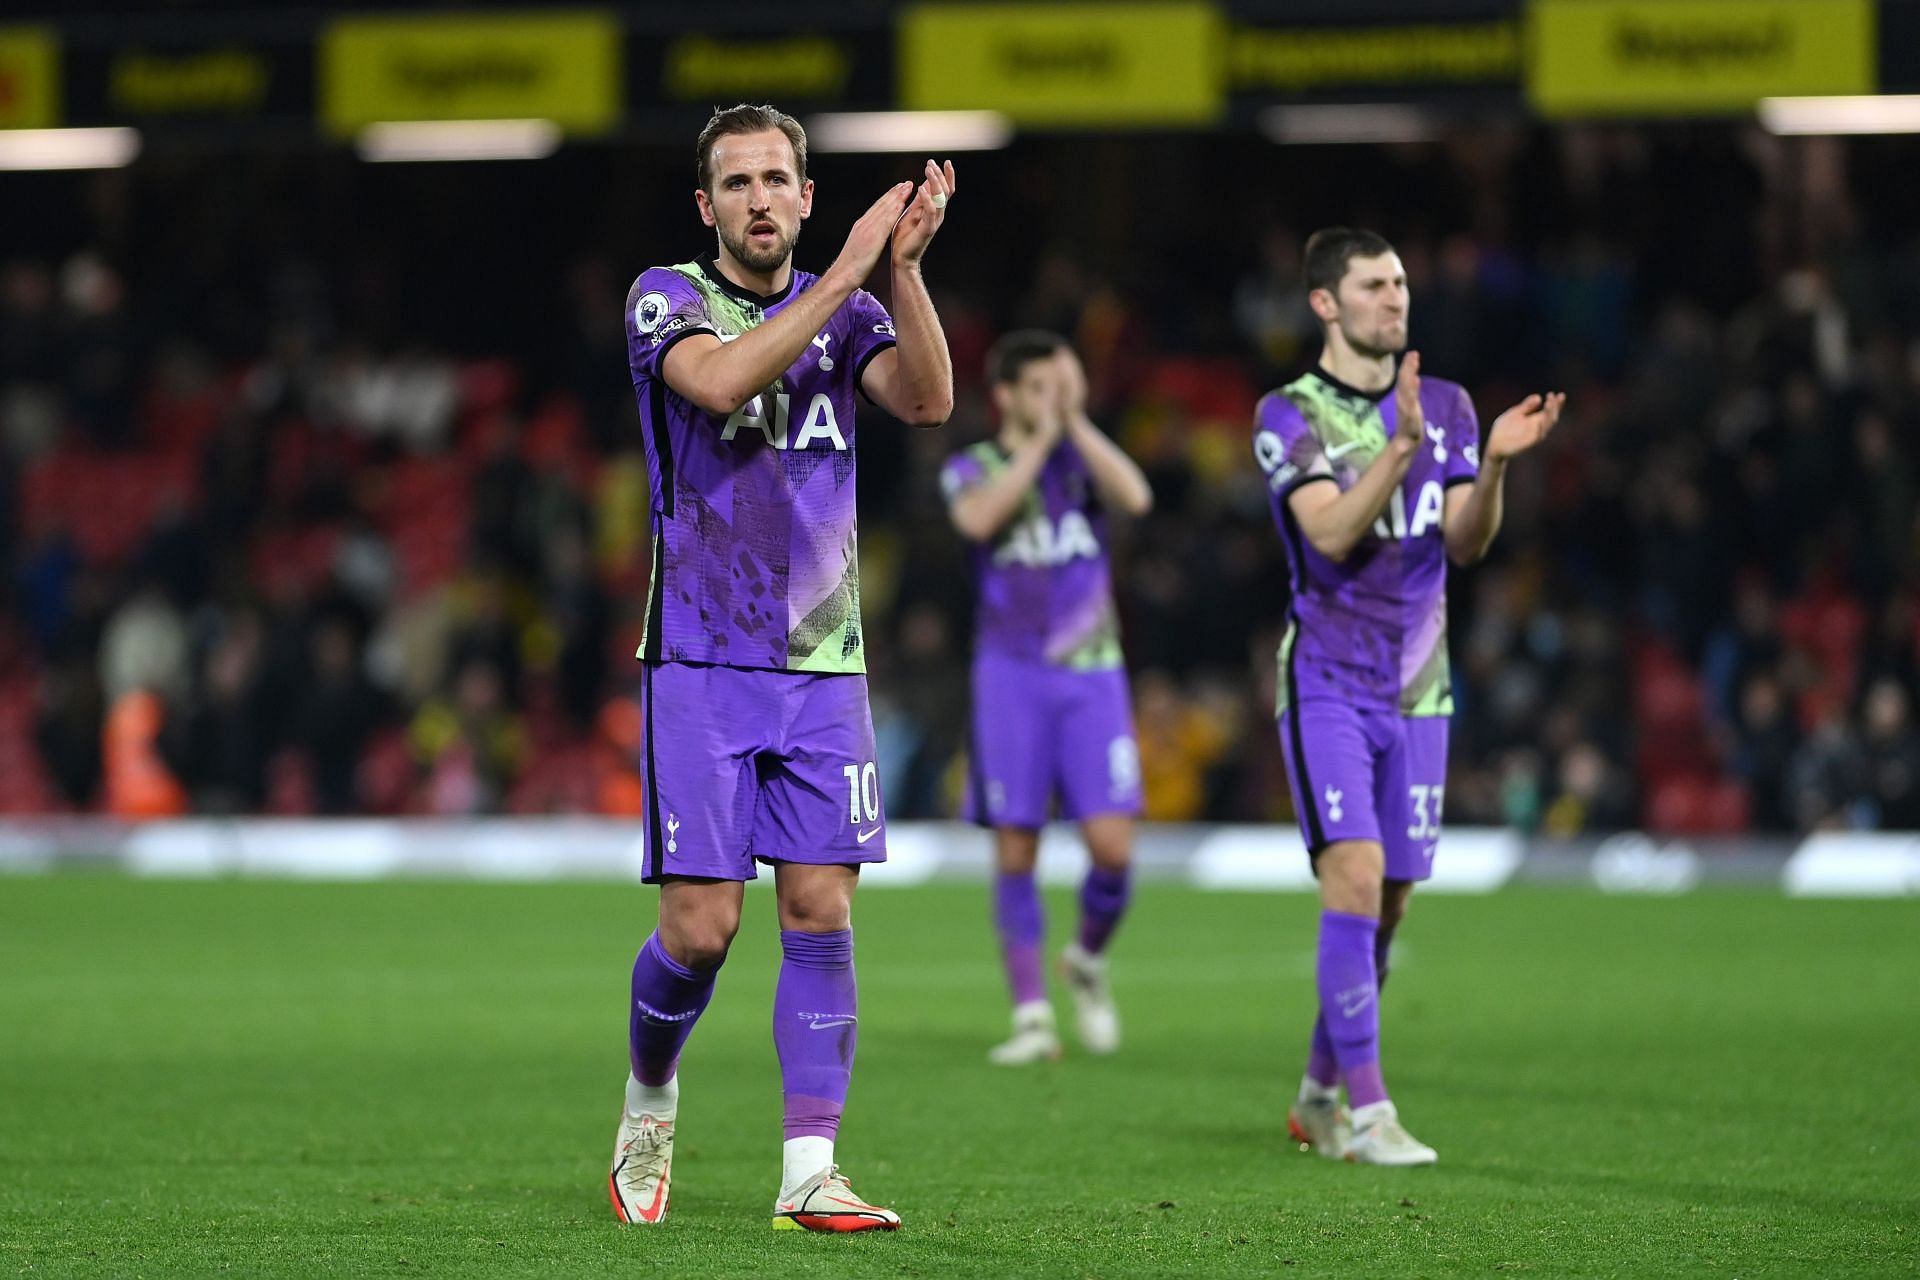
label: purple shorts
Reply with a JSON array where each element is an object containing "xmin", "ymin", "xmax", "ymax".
[
  {"xmin": 965, "ymin": 651, "xmax": 1143, "ymax": 829},
  {"xmin": 1277, "ymin": 699, "xmax": 1449, "ymax": 882},
  {"xmin": 639, "ymin": 661, "xmax": 887, "ymax": 883}
]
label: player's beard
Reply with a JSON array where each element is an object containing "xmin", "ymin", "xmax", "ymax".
[
  {"xmin": 720, "ymin": 216, "xmax": 799, "ymax": 275},
  {"xmin": 1340, "ymin": 317, "xmax": 1408, "ymax": 360}
]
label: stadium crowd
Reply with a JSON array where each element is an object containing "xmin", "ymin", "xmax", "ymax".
[{"xmin": 1, "ymin": 123, "xmax": 1916, "ymax": 833}]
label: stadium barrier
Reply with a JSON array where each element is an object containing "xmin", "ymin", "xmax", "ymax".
[{"xmin": 0, "ymin": 820, "xmax": 1914, "ymax": 897}]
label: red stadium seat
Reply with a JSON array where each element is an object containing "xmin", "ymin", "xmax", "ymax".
[{"xmin": 1646, "ymin": 776, "xmax": 1708, "ymax": 835}]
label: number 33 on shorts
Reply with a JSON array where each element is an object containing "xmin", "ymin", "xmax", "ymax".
[{"xmin": 1407, "ymin": 783, "xmax": 1443, "ymax": 839}]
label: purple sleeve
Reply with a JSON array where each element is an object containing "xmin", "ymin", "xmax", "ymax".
[
  {"xmin": 1443, "ymin": 383, "xmax": 1480, "ymax": 488},
  {"xmin": 1251, "ymin": 392, "xmax": 1333, "ymax": 501},
  {"xmin": 939, "ymin": 448, "xmax": 987, "ymax": 503},
  {"xmin": 625, "ymin": 268, "xmax": 715, "ymax": 382},
  {"xmin": 844, "ymin": 288, "xmax": 899, "ymax": 393}
]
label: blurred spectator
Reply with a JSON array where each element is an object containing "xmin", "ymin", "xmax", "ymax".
[
  {"xmin": 59, "ymin": 254, "xmax": 137, "ymax": 448},
  {"xmin": 537, "ymin": 523, "xmax": 612, "ymax": 729},
  {"xmin": 410, "ymin": 658, "xmax": 524, "ymax": 815},
  {"xmin": 444, "ymin": 568, "xmax": 524, "ymax": 709},
  {"xmin": 1232, "ymin": 227, "xmax": 1316, "ymax": 379},
  {"xmin": 1134, "ymin": 670, "xmax": 1231, "ymax": 822},
  {"xmin": 1787, "ymin": 706, "xmax": 1870, "ymax": 831},
  {"xmin": 33, "ymin": 657, "xmax": 103, "ymax": 809},
  {"xmin": 16, "ymin": 532, "xmax": 79, "ymax": 657},
  {"xmin": 97, "ymin": 581, "xmax": 188, "ymax": 705},
  {"xmin": 102, "ymin": 688, "xmax": 187, "ymax": 818},
  {"xmin": 295, "ymin": 618, "xmax": 387, "ymax": 814},
  {"xmin": 1732, "ymin": 672, "xmax": 1800, "ymax": 833},
  {"xmin": 175, "ymin": 611, "xmax": 272, "ymax": 813},
  {"xmin": 1861, "ymin": 677, "xmax": 1920, "ymax": 829},
  {"xmin": 875, "ymin": 601, "xmax": 968, "ymax": 818},
  {"xmin": 0, "ymin": 262, "xmax": 63, "ymax": 458},
  {"xmin": 326, "ymin": 345, "xmax": 457, "ymax": 453},
  {"xmin": 1541, "ymin": 741, "xmax": 1636, "ymax": 836},
  {"xmin": 470, "ymin": 420, "xmax": 537, "ymax": 576}
]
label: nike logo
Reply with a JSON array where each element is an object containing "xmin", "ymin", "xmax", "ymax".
[
  {"xmin": 821, "ymin": 1195, "xmax": 873, "ymax": 1210},
  {"xmin": 611, "ymin": 1149, "xmax": 671, "ymax": 1223},
  {"xmin": 1325, "ymin": 441, "xmax": 1364, "ymax": 461},
  {"xmin": 639, "ymin": 1170, "xmax": 668, "ymax": 1221},
  {"xmin": 808, "ymin": 1016, "xmax": 858, "ymax": 1030},
  {"xmin": 856, "ymin": 826, "xmax": 882, "ymax": 844}
]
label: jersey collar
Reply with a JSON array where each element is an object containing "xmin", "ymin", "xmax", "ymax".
[
  {"xmin": 1309, "ymin": 362, "xmax": 1396, "ymax": 404},
  {"xmin": 698, "ymin": 252, "xmax": 796, "ymax": 307}
]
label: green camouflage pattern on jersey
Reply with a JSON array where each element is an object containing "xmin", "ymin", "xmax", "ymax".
[{"xmin": 1275, "ymin": 371, "xmax": 1454, "ymax": 719}]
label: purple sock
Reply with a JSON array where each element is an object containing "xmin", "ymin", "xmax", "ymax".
[
  {"xmin": 1077, "ymin": 866, "xmax": 1132, "ymax": 955},
  {"xmin": 1306, "ymin": 1017, "xmax": 1340, "ymax": 1088},
  {"xmin": 773, "ymin": 929, "xmax": 856, "ymax": 1142},
  {"xmin": 1317, "ymin": 910, "xmax": 1387, "ymax": 1109},
  {"xmin": 994, "ymin": 871, "xmax": 1046, "ymax": 1005},
  {"xmin": 1306, "ymin": 922, "xmax": 1394, "ymax": 1088},
  {"xmin": 628, "ymin": 931, "xmax": 718, "ymax": 1086}
]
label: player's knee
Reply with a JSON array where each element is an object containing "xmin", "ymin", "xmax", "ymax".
[
  {"xmin": 778, "ymin": 890, "xmax": 852, "ymax": 933},
  {"xmin": 1082, "ymin": 821, "xmax": 1132, "ymax": 870},
  {"xmin": 1318, "ymin": 848, "xmax": 1384, "ymax": 915},
  {"xmin": 673, "ymin": 925, "xmax": 736, "ymax": 971},
  {"xmin": 994, "ymin": 829, "xmax": 1040, "ymax": 874},
  {"xmin": 661, "ymin": 910, "xmax": 740, "ymax": 971}
]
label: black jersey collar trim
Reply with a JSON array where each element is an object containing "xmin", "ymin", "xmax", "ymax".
[
  {"xmin": 1309, "ymin": 362, "xmax": 1396, "ymax": 404},
  {"xmin": 698, "ymin": 252, "xmax": 796, "ymax": 307}
]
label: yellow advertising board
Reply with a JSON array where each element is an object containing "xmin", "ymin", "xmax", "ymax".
[
  {"xmin": 1529, "ymin": 0, "xmax": 1875, "ymax": 117},
  {"xmin": 663, "ymin": 36, "xmax": 850, "ymax": 101},
  {"xmin": 0, "ymin": 27, "xmax": 58, "ymax": 129},
  {"xmin": 321, "ymin": 11, "xmax": 619, "ymax": 135},
  {"xmin": 1229, "ymin": 22, "xmax": 1519, "ymax": 92},
  {"xmin": 901, "ymin": 3, "xmax": 1221, "ymax": 126},
  {"xmin": 109, "ymin": 49, "xmax": 271, "ymax": 115}
]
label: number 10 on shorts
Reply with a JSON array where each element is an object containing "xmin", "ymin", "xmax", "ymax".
[{"xmin": 843, "ymin": 761, "xmax": 880, "ymax": 826}]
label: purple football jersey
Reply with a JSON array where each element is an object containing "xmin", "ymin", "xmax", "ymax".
[
  {"xmin": 625, "ymin": 255, "xmax": 897, "ymax": 673},
  {"xmin": 940, "ymin": 440, "xmax": 1122, "ymax": 669},
  {"xmin": 1251, "ymin": 367, "xmax": 1480, "ymax": 716}
]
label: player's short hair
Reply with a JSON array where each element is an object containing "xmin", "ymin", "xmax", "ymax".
[
  {"xmin": 1304, "ymin": 227, "xmax": 1398, "ymax": 295},
  {"xmin": 986, "ymin": 330, "xmax": 1067, "ymax": 386},
  {"xmin": 696, "ymin": 103, "xmax": 808, "ymax": 195}
]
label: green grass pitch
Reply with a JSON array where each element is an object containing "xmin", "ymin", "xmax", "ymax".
[{"xmin": 2, "ymin": 875, "xmax": 1916, "ymax": 1277}]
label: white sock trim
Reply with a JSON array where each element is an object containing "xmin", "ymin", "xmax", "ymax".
[
  {"xmin": 1011, "ymin": 999, "xmax": 1055, "ymax": 1025},
  {"xmin": 1298, "ymin": 1075, "xmax": 1340, "ymax": 1104},
  {"xmin": 781, "ymin": 1135, "xmax": 834, "ymax": 1198},
  {"xmin": 1351, "ymin": 1099, "xmax": 1398, "ymax": 1129},
  {"xmin": 625, "ymin": 1072, "xmax": 678, "ymax": 1119}
]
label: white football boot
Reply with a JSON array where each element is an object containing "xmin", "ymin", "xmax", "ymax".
[
  {"xmin": 772, "ymin": 1165, "xmax": 902, "ymax": 1232},
  {"xmin": 1059, "ymin": 943, "xmax": 1120, "ymax": 1055},
  {"xmin": 987, "ymin": 999, "xmax": 1062, "ymax": 1065},
  {"xmin": 1346, "ymin": 1101, "xmax": 1437, "ymax": 1166},
  {"xmin": 608, "ymin": 1089, "xmax": 677, "ymax": 1224},
  {"xmin": 1287, "ymin": 1093, "xmax": 1353, "ymax": 1160}
]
